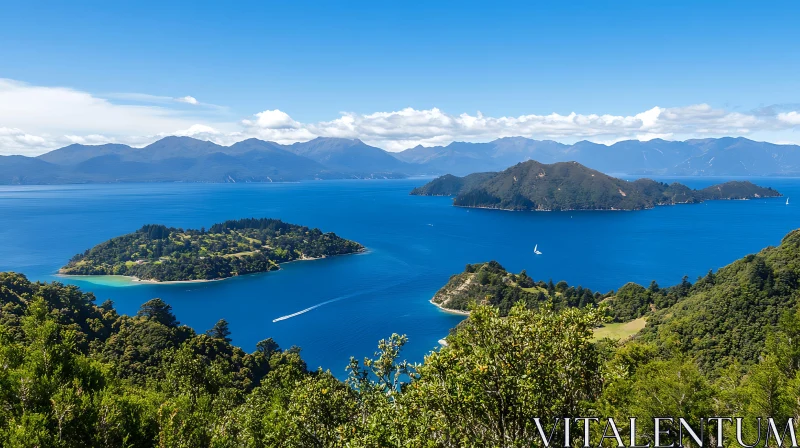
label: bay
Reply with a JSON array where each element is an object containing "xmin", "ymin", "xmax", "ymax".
[{"xmin": 0, "ymin": 177, "xmax": 796, "ymax": 377}]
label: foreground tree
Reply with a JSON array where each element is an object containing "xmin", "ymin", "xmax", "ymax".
[
  {"xmin": 206, "ymin": 319, "xmax": 232, "ymax": 343},
  {"xmin": 401, "ymin": 303, "xmax": 604, "ymax": 447}
]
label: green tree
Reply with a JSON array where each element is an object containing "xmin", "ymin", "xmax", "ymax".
[
  {"xmin": 207, "ymin": 319, "xmax": 232, "ymax": 343},
  {"xmin": 402, "ymin": 303, "xmax": 604, "ymax": 446},
  {"xmin": 137, "ymin": 298, "xmax": 179, "ymax": 327}
]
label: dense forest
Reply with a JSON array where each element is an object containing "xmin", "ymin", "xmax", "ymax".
[
  {"xmin": 4, "ymin": 229, "xmax": 800, "ymax": 446},
  {"xmin": 411, "ymin": 160, "xmax": 781, "ymax": 211},
  {"xmin": 59, "ymin": 218, "xmax": 364, "ymax": 282}
]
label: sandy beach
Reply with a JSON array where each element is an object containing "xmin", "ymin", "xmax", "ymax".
[{"xmin": 429, "ymin": 298, "xmax": 471, "ymax": 316}]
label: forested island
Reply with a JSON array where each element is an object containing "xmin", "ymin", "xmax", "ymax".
[
  {"xmin": 59, "ymin": 218, "xmax": 364, "ymax": 282},
  {"xmin": 411, "ymin": 160, "xmax": 781, "ymax": 211},
  {"xmin": 3, "ymin": 229, "xmax": 800, "ymax": 445}
]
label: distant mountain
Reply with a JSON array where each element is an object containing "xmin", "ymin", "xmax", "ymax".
[
  {"xmin": 37, "ymin": 143, "xmax": 132, "ymax": 165},
  {"xmin": 284, "ymin": 137, "xmax": 416, "ymax": 174},
  {"xmin": 0, "ymin": 136, "xmax": 413, "ymax": 184},
  {"xmin": 395, "ymin": 137, "xmax": 800, "ymax": 176},
  {"xmin": 0, "ymin": 156, "xmax": 64, "ymax": 184},
  {"xmin": 409, "ymin": 173, "xmax": 495, "ymax": 196},
  {"xmin": 410, "ymin": 160, "xmax": 781, "ymax": 211},
  {"xmin": 395, "ymin": 138, "xmax": 570, "ymax": 175},
  {"xmin": 4, "ymin": 136, "xmax": 800, "ymax": 184}
]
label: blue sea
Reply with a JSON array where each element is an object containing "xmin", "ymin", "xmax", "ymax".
[{"xmin": 0, "ymin": 178, "xmax": 798, "ymax": 377}]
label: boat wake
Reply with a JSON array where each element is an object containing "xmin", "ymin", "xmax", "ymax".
[
  {"xmin": 271, "ymin": 279, "xmax": 412, "ymax": 323},
  {"xmin": 272, "ymin": 296, "xmax": 349, "ymax": 322}
]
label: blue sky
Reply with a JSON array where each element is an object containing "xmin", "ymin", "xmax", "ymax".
[{"xmin": 1, "ymin": 0, "xmax": 799, "ymax": 154}]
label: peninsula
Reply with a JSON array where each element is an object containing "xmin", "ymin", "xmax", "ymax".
[
  {"xmin": 431, "ymin": 261, "xmax": 609, "ymax": 316},
  {"xmin": 410, "ymin": 160, "xmax": 781, "ymax": 211},
  {"xmin": 60, "ymin": 218, "xmax": 364, "ymax": 282}
]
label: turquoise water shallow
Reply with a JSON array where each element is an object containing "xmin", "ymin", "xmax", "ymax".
[{"xmin": 1, "ymin": 178, "xmax": 798, "ymax": 377}]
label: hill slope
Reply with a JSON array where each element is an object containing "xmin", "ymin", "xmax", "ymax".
[
  {"xmin": 637, "ymin": 229, "xmax": 800, "ymax": 369},
  {"xmin": 411, "ymin": 160, "xmax": 781, "ymax": 211}
]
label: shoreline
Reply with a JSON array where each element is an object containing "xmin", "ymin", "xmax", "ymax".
[
  {"xmin": 450, "ymin": 194, "xmax": 782, "ymax": 213},
  {"xmin": 55, "ymin": 273, "xmax": 224, "ymax": 285},
  {"xmin": 57, "ymin": 248, "xmax": 368, "ymax": 286},
  {"xmin": 429, "ymin": 298, "xmax": 471, "ymax": 316}
]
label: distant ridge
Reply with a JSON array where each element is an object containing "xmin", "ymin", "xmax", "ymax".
[
  {"xmin": 1, "ymin": 136, "xmax": 418, "ymax": 184},
  {"xmin": 2, "ymin": 136, "xmax": 800, "ymax": 184},
  {"xmin": 396, "ymin": 136, "xmax": 800, "ymax": 176}
]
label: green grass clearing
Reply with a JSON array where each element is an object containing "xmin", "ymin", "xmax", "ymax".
[
  {"xmin": 222, "ymin": 251, "xmax": 259, "ymax": 258},
  {"xmin": 593, "ymin": 317, "xmax": 646, "ymax": 341}
]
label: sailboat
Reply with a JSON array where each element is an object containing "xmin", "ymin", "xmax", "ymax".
[
  {"xmin": 787, "ymin": 197, "xmax": 790, "ymax": 205},
  {"xmin": 533, "ymin": 244, "xmax": 542, "ymax": 255}
]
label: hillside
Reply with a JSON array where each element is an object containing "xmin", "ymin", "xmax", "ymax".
[
  {"xmin": 637, "ymin": 229, "xmax": 800, "ymax": 369},
  {"xmin": 411, "ymin": 160, "xmax": 781, "ymax": 211},
  {"xmin": 60, "ymin": 218, "xmax": 364, "ymax": 282}
]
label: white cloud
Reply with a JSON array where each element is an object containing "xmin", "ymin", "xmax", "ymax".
[
  {"xmin": 63, "ymin": 134, "xmax": 114, "ymax": 145},
  {"xmin": 0, "ymin": 127, "xmax": 49, "ymax": 152},
  {"xmin": 171, "ymin": 124, "xmax": 221, "ymax": 136},
  {"xmin": 0, "ymin": 79, "xmax": 237, "ymax": 155},
  {"xmin": 175, "ymin": 96, "xmax": 199, "ymax": 105},
  {"xmin": 105, "ymin": 92, "xmax": 219, "ymax": 108},
  {"xmin": 0, "ymin": 78, "xmax": 798, "ymax": 156},
  {"xmin": 238, "ymin": 104, "xmax": 796, "ymax": 151},
  {"xmin": 778, "ymin": 112, "xmax": 800, "ymax": 125},
  {"xmin": 243, "ymin": 109, "xmax": 301, "ymax": 129}
]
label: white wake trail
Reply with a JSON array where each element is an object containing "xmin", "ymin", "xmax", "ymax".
[
  {"xmin": 271, "ymin": 278, "xmax": 413, "ymax": 323},
  {"xmin": 272, "ymin": 296, "xmax": 349, "ymax": 322}
]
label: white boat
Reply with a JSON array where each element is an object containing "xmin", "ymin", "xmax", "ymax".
[
  {"xmin": 787, "ymin": 197, "xmax": 790, "ymax": 205},
  {"xmin": 533, "ymin": 244, "xmax": 542, "ymax": 255}
]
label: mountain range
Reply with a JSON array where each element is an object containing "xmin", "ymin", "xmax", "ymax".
[
  {"xmin": 0, "ymin": 137, "xmax": 417, "ymax": 184},
  {"xmin": 2, "ymin": 136, "xmax": 800, "ymax": 184},
  {"xmin": 395, "ymin": 136, "xmax": 800, "ymax": 176}
]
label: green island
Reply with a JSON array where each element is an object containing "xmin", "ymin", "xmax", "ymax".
[
  {"xmin": 59, "ymin": 218, "xmax": 364, "ymax": 282},
  {"xmin": 411, "ymin": 160, "xmax": 781, "ymax": 210},
  {"xmin": 3, "ymin": 229, "xmax": 800, "ymax": 446}
]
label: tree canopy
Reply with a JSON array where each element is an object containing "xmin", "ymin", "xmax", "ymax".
[{"xmin": 59, "ymin": 218, "xmax": 364, "ymax": 282}]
